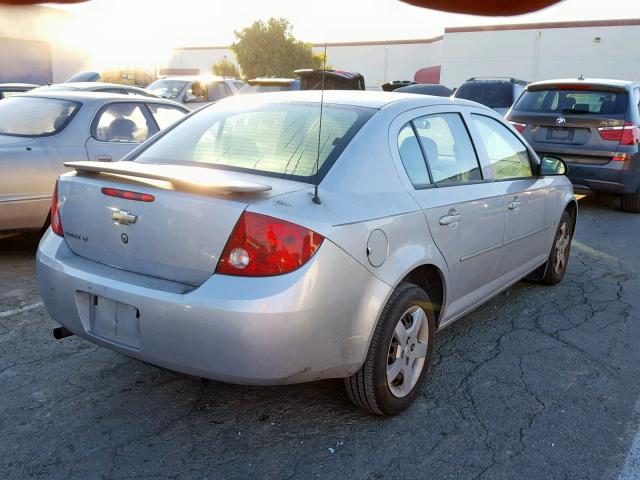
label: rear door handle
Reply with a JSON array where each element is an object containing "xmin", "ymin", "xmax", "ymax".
[
  {"xmin": 508, "ymin": 201, "xmax": 521, "ymax": 210},
  {"xmin": 439, "ymin": 211, "xmax": 462, "ymax": 225},
  {"xmin": 96, "ymin": 155, "xmax": 112, "ymax": 162}
]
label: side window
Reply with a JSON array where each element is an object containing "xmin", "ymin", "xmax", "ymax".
[
  {"xmin": 634, "ymin": 88, "xmax": 640, "ymax": 116},
  {"xmin": 209, "ymin": 82, "xmax": 229, "ymax": 101},
  {"xmin": 397, "ymin": 123, "xmax": 431, "ymax": 188},
  {"xmin": 413, "ymin": 113, "xmax": 482, "ymax": 184},
  {"xmin": 471, "ymin": 114, "xmax": 533, "ymax": 179},
  {"xmin": 94, "ymin": 103, "xmax": 155, "ymax": 143},
  {"xmin": 186, "ymin": 82, "xmax": 207, "ymax": 102},
  {"xmin": 147, "ymin": 104, "xmax": 186, "ymax": 130}
]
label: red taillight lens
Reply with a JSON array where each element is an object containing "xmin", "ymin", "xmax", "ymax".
[
  {"xmin": 597, "ymin": 122, "xmax": 640, "ymax": 145},
  {"xmin": 510, "ymin": 121, "xmax": 526, "ymax": 133},
  {"xmin": 101, "ymin": 187, "xmax": 155, "ymax": 202},
  {"xmin": 50, "ymin": 181, "xmax": 63, "ymax": 237},
  {"xmin": 216, "ymin": 212, "xmax": 324, "ymax": 277}
]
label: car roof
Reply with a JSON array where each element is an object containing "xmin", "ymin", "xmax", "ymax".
[
  {"xmin": 0, "ymin": 83, "xmax": 39, "ymax": 89},
  {"xmin": 526, "ymin": 78, "xmax": 639, "ymax": 89},
  {"xmin": 20, "ymin": 90, "xmax": 186, "ymax": 107},
  {"xmin": 218, "ymin": 89, "xmax": 484, "ymax": 110},
  {"xmin": 51, "ymin": 82, "xmax": 147, "ymax": 90}
]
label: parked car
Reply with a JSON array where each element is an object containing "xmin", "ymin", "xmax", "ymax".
[
  {"xmin": 507, "ymin": 77, "xmax": 640, "ymax": 213},
  {"xmin": 37, "ymin": 91, "xmax": 576, "ymax": 416},
  {"xmin": 147, "ymin": 76, "xmax": 244, "ymax": 109},
  {"xmin": 453, "ymin": 77, "xmax": 527, "ymax": 115},
  {"xmin": 240, "ymin": 77, "xmax": 301, "ymax": 94},
  {"xmin": 382, "ymin": 80, "xmax": 416, "ymax": 92},
  {"xmin": 0, "ymin": 83, "xmax": 38, "ymax": 99},
  {"xmin": 0, "ymin": 91, "xmax": 188, "ymax": 233},
  {"xmin": 31, "ymin": 82, "xmax": 158, "ymax": 98},
  {"xmin": 241, "ymin": 70, "xmax": 365, "ymax": 94},
  {"xmin": 394, "ymin": 83, "xmax": 453, "ymax": 97},
  {"xmin": 295, "ymin": 69, "xmax": 365, "ymax": 90}
]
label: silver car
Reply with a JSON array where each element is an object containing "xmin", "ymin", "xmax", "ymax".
[
  {"xmin": 36, "ymin": 91, "xmax": 576, "ymax": 415},
  {"xmin": 0, "ymin": 91, "xmax": 188, "ymax": 233},
  {"xmin": 147, "ymin": 76, "xmax": 244, "ymax": 109},
  {"xmin": 30, "ymin": 82, "xmax": 159, "ymax": 98}
]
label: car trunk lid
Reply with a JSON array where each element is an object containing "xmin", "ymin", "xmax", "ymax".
[{"xmin": 58, "ymin": 162, "xmax": 305, "ymax": 285}]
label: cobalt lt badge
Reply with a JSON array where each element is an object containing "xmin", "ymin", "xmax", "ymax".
[
  {"xmin": 121, "ymin": 233, "xmax": 129, "ymax": 244},
  {"xmin": 555, "ymin": 116, "xmax": 566, "ymax": 126}
]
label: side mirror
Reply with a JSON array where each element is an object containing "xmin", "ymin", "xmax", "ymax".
[
  {"xmin": 539, "ymin": 155, "xmax": 568, "ymax": 176},
  {"xmin": 183, "ymin": 94, "xmax": 197, "ymax": 103}
]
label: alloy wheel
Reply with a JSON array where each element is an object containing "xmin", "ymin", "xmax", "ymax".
[{"xmin": 386, "ymin": 305, "xmax": 429, "ymax": 398}]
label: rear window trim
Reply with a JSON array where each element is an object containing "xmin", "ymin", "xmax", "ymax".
[{"xmin": 0, "ymin": 97, "xmax": 82, "ymax": 138}]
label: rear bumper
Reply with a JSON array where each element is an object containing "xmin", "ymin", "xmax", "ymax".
[
  {"xmin": 36, "ymin": 232, "xmax": 391, "ymax": 385},
  {"xmin": 563, "ymin": 160, "xmax": 640, "ymax": 195}
]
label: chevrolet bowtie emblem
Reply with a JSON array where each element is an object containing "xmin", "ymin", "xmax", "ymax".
[{"xmin": 112, "ymin": 209, "xmax": 137, "ymax": 225}]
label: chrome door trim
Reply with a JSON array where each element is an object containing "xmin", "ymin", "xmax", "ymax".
[
  {"xmin": 503, "ymin": 224, "xmax": 551, "ymax": 246},
  {"xmin": 459, "ymin": 242, "xmax": 503, "ymax": 262}
]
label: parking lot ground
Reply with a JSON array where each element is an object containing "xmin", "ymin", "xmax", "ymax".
[{"xmin": 1, "ymin": 195, "xmax": 640, "ymax": 480}]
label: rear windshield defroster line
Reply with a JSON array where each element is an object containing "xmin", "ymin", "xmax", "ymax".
[{"xmin": 133, "ymin": 101, "xmax": 376, "ymax": 184}]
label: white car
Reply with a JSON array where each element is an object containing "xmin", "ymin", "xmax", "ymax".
[{"xmin": 37, "ymin": 91, "xmax": 576, "ymax": 415}]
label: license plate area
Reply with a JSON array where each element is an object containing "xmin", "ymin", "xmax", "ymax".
[
  {"xmin": 88, "ymin": 295, "xmax": 141, "ymax": 349},
  {"xmin": 547, "ymin": 128, "xmax": 574, "ymax": 141}
]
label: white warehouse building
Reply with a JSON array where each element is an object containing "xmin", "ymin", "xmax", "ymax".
[{"xmin": 166, "ymin": 18, "xmax": 640, "ymax": 89}]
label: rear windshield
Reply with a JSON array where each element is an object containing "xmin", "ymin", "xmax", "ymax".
[
  {"xmin": 513, "ymin": 88, "xmax": 628, "ymax": 116},
  {"xmin": 0, "ymin": 97, "xmax": 80, "ymax": 137},
  {"xmin": 135, "ymin": 101, "xmax": 375, "ymax": 182},
  {"xmin": 455, "ymin": 81, "xmax": 514, "ymax": 108}
]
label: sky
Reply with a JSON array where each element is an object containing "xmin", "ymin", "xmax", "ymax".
[{"xmin": 49, "ymin": 0, "xmax": 640, "ymax": 68}]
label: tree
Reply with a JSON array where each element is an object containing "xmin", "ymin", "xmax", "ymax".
[
  {"xmin": 231, "ymin": 18, "xmax": 324, "ymax": 80},
  {"xmin": 212, "ymin": 57, "xmax": 240, "ymax": 78}
]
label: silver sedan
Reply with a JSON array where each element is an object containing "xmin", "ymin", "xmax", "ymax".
[
  {"xmin": 0, "ymin": 91, "xmax": 188, "ymax": 233},
  {"xmin": 36, "ymin": 91, "xmax": 576, "ymax": 415}
]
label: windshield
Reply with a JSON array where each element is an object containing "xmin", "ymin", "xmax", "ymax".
[
  {"xmin": 513, "ymin": 88, "xmax": 628, "ymax": 116},
  {"xmin": 456, "ymin": 81, "xmax": 514, "ymax": 108},
  {"xmin": 135, "ymin": 101, "xmax": 374, "ymax": 182},
  {"xmin": 147, "ymin": 79, "xmax": 188, "ymax": 99},
  {"xmin": 0, "ymin": 97, "xmax": 80, "ymax": 137}
]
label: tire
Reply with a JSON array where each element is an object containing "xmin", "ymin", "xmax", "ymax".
[
  {"xmin": 344, "ymin": 283, "xmax": 435, "ymax": 416},
  {"xmin": 541, "ymin": 210, "xmax": 574, "ymax": 285},
  {"xmin": 621, "ymin": 189, "xmax": 640, "ymax": 213}
]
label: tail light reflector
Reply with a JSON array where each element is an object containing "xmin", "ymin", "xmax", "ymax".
[
  {"xmin": 510, "ymin": 121, "xmax": 527, "ymax": 133},
  {"xmin": 612, "ymin": 152, "xmax": 630, "ymax": 162},
  {"xmin": 51, "ymin": 181, "xmax": 63, "ymax": 237},
  {"xmin": 597, "ymin": 122, "xmax": 640, "ymax": 145},
  {"xmin": 101, "ymin": 187, "xmax": 155, "ymax": 202},
  {"xmin": 216, "ymin": 212, "xmax": 324, "ymax": 276}
]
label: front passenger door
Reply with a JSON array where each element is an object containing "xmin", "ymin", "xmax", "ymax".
[{"xmin": 470, "ymin": 114, "xmax": 555, "ymax": 280}]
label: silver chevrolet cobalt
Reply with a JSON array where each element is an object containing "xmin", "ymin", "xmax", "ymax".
[{"xmin": 37, "ymin": 91, "xmax": 576, "ymax": 415}]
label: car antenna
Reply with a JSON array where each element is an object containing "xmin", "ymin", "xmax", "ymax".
[{"xmin": 312, "ymin": 2, "xmax": 330, "ymax": 205}]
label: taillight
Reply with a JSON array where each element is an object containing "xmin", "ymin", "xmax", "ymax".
[
  {"xmin": 510, "ymin": 121, "xmax": 527, "ymax": 133},
  {"xmin": 597, "ymin": 122, "xmax": 640, "ymax": 145},
  {"xmin": 216, "ymin": 212, "xmax": 324, "ymax": 276},
  {"xmin": 50, "ymin": 181, "xmax": 63, "ymax": 237}
]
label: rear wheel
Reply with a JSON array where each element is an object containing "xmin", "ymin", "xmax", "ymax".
[
  {"xmin": 621, "ymin": 189, "xmax": 640, "ymax": 213},
  {"xmin": 344, "ymin": 283, "xmax": 435, "ymax": 416},
  {"xmin": 541, "ymin": 210, "xmax": 573, "ymax": 285}
]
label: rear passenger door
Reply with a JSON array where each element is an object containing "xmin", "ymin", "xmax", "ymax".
[
  {"xmin": 392, "ymin": 108, "xmax": 505, "ymax": 320},
  {"xmin": 470, "ymin": 113, "xmax": 555, "ymax": 280}
]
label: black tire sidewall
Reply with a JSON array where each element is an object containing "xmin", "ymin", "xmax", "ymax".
[
  {"xmin": 544, "ymin": 210, "xmax": 573, "ymax": 284},
  {"xmin": 371, "ymin": 285, "xmax": 435, "ymax": 416}
]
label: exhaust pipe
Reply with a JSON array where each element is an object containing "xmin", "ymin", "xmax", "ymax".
[{"xmin": 53, "ymin": 326, "xmax": 74, "ymax": 340}]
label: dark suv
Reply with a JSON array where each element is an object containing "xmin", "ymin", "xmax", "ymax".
[
  {"xmin": 507, "ymin": 78, "xmax": 640, "ymax": 213},
  {"xmin": 453, "ymin": 77, "xmax": 527, "ymax": 115}
]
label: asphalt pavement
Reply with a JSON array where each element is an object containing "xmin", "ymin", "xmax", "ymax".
[{"xmin": 1, "ymin": 194, "xmax": 639, "ymax": 480}]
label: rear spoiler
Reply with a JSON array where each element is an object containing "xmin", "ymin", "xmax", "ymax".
[{"xmin": 64, "ymin": 161, "xmax": 272, "ymax": 194}]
